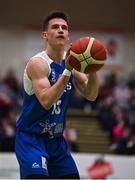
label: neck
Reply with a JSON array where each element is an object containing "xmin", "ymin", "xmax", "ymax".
[{"xmin": 45, "ymin": 46, "xmax": 64, "ymax": 64}]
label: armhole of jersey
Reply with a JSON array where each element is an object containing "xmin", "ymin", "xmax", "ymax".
[
  {"xmin": 23, "ymin": 57, "xmax": 51, "ymax": 96},
  {"xmin": 23, "ymin": 68, "xmax": 33, "ymax": 95}
]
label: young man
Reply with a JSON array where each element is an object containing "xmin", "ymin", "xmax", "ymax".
[{"xmin": 15, "ymin": 11, "xmax": 99, "ymax": 179}]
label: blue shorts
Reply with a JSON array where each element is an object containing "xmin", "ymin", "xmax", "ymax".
[{"xmin": 15, "ymin": 131, "xmax": 79, "ymax": 179}]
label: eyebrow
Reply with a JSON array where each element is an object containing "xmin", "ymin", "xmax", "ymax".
[{"xmin": 51, "ymin": 23, "xmax": 68, "ymax": 27}]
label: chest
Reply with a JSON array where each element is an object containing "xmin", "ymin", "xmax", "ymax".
[{"xmin": 49, "ymin": 63, "xmax": 73, "ymax": 95}]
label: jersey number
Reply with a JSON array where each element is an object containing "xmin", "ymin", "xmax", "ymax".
[{"xmin": 52, "ymin": 100, "xmax": 61, "ymax": 115}]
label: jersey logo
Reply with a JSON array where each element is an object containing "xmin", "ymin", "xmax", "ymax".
[
  {"xmin": 40, "ymin": 121, "xmax": 56, "ymax": 138},
  {"xmin": 32, "ymin": 163, "xmax": 40, "ymax": 168},
  {"xmin": 50, "ymin": 68, "xmax": 56, "ymax": 83},
  {"xmin": 54, "ymin": 123, "xmax": 63, "ymax": 134}
]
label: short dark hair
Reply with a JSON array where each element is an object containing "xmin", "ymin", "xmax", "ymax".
[{"xmin": 42, "ymin": 11, "xmax": 70, "ymax": 31}]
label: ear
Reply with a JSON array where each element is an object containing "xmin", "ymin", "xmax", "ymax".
[{"xmin": 42, "ymin": 32, "xmax": 47, "ymax": 39}]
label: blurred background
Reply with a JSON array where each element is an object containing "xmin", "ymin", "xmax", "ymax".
[{"xmin": 0, "ymin": 0, "xmax": 135, "ymax": 179}]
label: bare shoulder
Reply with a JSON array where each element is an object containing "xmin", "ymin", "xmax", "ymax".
[{"xmin": 27, "ymin": 57, "xmax": 50, "ymax": 79}]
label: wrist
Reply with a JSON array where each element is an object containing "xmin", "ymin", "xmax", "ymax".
[
  {"xmin": 89, "ymin": 72, "xmax": 96, "ymax": 75},
  {"xmin": 62, "ymin": 69, "xmax": 71, "ymax": 77}
]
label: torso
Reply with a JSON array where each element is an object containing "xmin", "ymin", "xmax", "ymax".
[{"xmin": 16, "ymin": 51, "xmax": 73, "ymax": 137}]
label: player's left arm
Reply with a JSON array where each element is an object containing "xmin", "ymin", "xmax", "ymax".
[{"xmin": 73, "ymin": 69, "xmax": 99, "ymax": 101}]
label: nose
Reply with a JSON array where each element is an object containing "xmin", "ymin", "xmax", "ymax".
[{"xmin": 58, "ymin": 26, "xmax": 64, "ymax": 33}]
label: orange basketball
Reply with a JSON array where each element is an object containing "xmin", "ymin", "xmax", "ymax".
[{"xmin": 66, "ymin": 36, "xmax": 107, "ymax": 73}]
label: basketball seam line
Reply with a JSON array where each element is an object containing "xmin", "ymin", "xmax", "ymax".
[{"xmin": 79, "ymin": 38, "xmax": 91, "ymax": 65}]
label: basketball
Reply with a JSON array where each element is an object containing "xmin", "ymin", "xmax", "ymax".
[{"xmin": 66, "ymin": 36, "xmax": 107, "ymax": 73}]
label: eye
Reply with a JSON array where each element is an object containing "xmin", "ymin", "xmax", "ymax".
[
  {"xmin": 51, "ymin": 24, "xmax": 59, "ymax": 29},
  {"xmin": 62, "ymin": 25, "xmax": 68, "ymax": 31}
]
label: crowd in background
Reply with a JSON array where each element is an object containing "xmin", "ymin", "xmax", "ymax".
[
  {"xmin": 0, "ymin": 70, "xmax": 23, "ymax": 152},
  {"xmin": 97, "ymin": 72, "xmax": 135, "ymax": 155},
  {"xmin": 67, "ymin": 70, "xmax": 135, "ymax": 155},
  {"xmin": 0, "ymin": 68, "xmax": 135, "ymax": 155}
]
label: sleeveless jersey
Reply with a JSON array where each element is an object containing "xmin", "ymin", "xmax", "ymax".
[{"xmin": 16, "ymin": 51, "xmax": 73, "ymax": 137}]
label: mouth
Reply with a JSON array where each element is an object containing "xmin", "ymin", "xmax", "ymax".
[{"xmin": 56, "ymin": 35, "xmax": 65, "ymax": 39}]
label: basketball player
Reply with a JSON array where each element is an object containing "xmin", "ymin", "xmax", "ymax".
[{"xmin": 15, "ymin": 11, "xmax": 99, "ymax": 179}]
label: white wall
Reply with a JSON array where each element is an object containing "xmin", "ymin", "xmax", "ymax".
[
  {"xmin": 0, "ymin": 153, "xmax": 135, "ymax": 179},
  {"xmin": 0, "ymin": 27, "xmax": 135, "ymax": 82},
  {"xmin": 0, "ymin": 27, "xmax": 27, "ymax": 81},
  {"xmin": 124, "ymin": 33, "xmax": 135, "ymax": 69}
]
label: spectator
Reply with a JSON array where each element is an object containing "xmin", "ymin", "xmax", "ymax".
[
  {"xmin": 3, "ymin": 69, "xmax": 20, "ymax": 94},
  {"xmin": 0, "ymin": 70, "xmax": 23, "ymax": 116},
  {"xmin": 113, "ymin": 77, "xmax": 131, "ymax": 108},
  {"xmin": 127, "ymin": 70, "xmax": 135, "ymax": 96},
  {"xmin": 0, "ymin": 106, "xmax": 16, "ymax": 152},
  {"xmin": 112, "ymin": 106, "xmax": 129, "ymax": 143},
  {"xmin": 97, "ymin": 95, "xmax": 117, "ymax": 143},
  {"xmin": 98, "ymin": 73, "xmax": 117, "ymax": 101},
  {"xmin": 64, "ymin": 125, "xmax": 79, "ymax": 152},
  {"xmin": 112, "ymin": 126, "xmax": 134, "ymax": 155},
  {"xmin": 128, "ymin": 95, "xmax": 135, "ymax": 127}
]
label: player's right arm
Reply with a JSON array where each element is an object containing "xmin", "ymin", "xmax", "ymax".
[{"xmin": 26, "ymin": 57, "xmax": 70, "ymax": 109}]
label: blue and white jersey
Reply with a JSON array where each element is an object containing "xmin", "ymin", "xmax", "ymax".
[{"xmin": 16, "ymin": 51, "xmax": 73, "ymax": 137}]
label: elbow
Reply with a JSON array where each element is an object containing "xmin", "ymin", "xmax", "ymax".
[
  {"xmin": 86, "ymin": 94, "xmax": 98, "ymax": 102},
  {"xmin": 87, "ymin": 97, "xmax": 97, "ymax": 102},
  {"xmin": 43, "ymin": 103, "xmax": 52, "ymax": 110},
  {"xmin": 43, "ymin": 100, "xmax": 52, "ymax": 110},
  {"xmin": 86, "ymin": 88, "xmax": 99, "ymax": 102},
  {"xmin": 40, "ymin": 97, "xmax": 52, "ymax": 110}
]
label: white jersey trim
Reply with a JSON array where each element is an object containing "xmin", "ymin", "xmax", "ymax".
[{"xmin": 23, "ymin": 51, "xmax": 53, "ymax": 95}]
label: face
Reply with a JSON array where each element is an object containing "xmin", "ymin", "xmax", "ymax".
[{"xmin": 42, "ymin": 18, "xmax": 69, "ymax": 49}]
